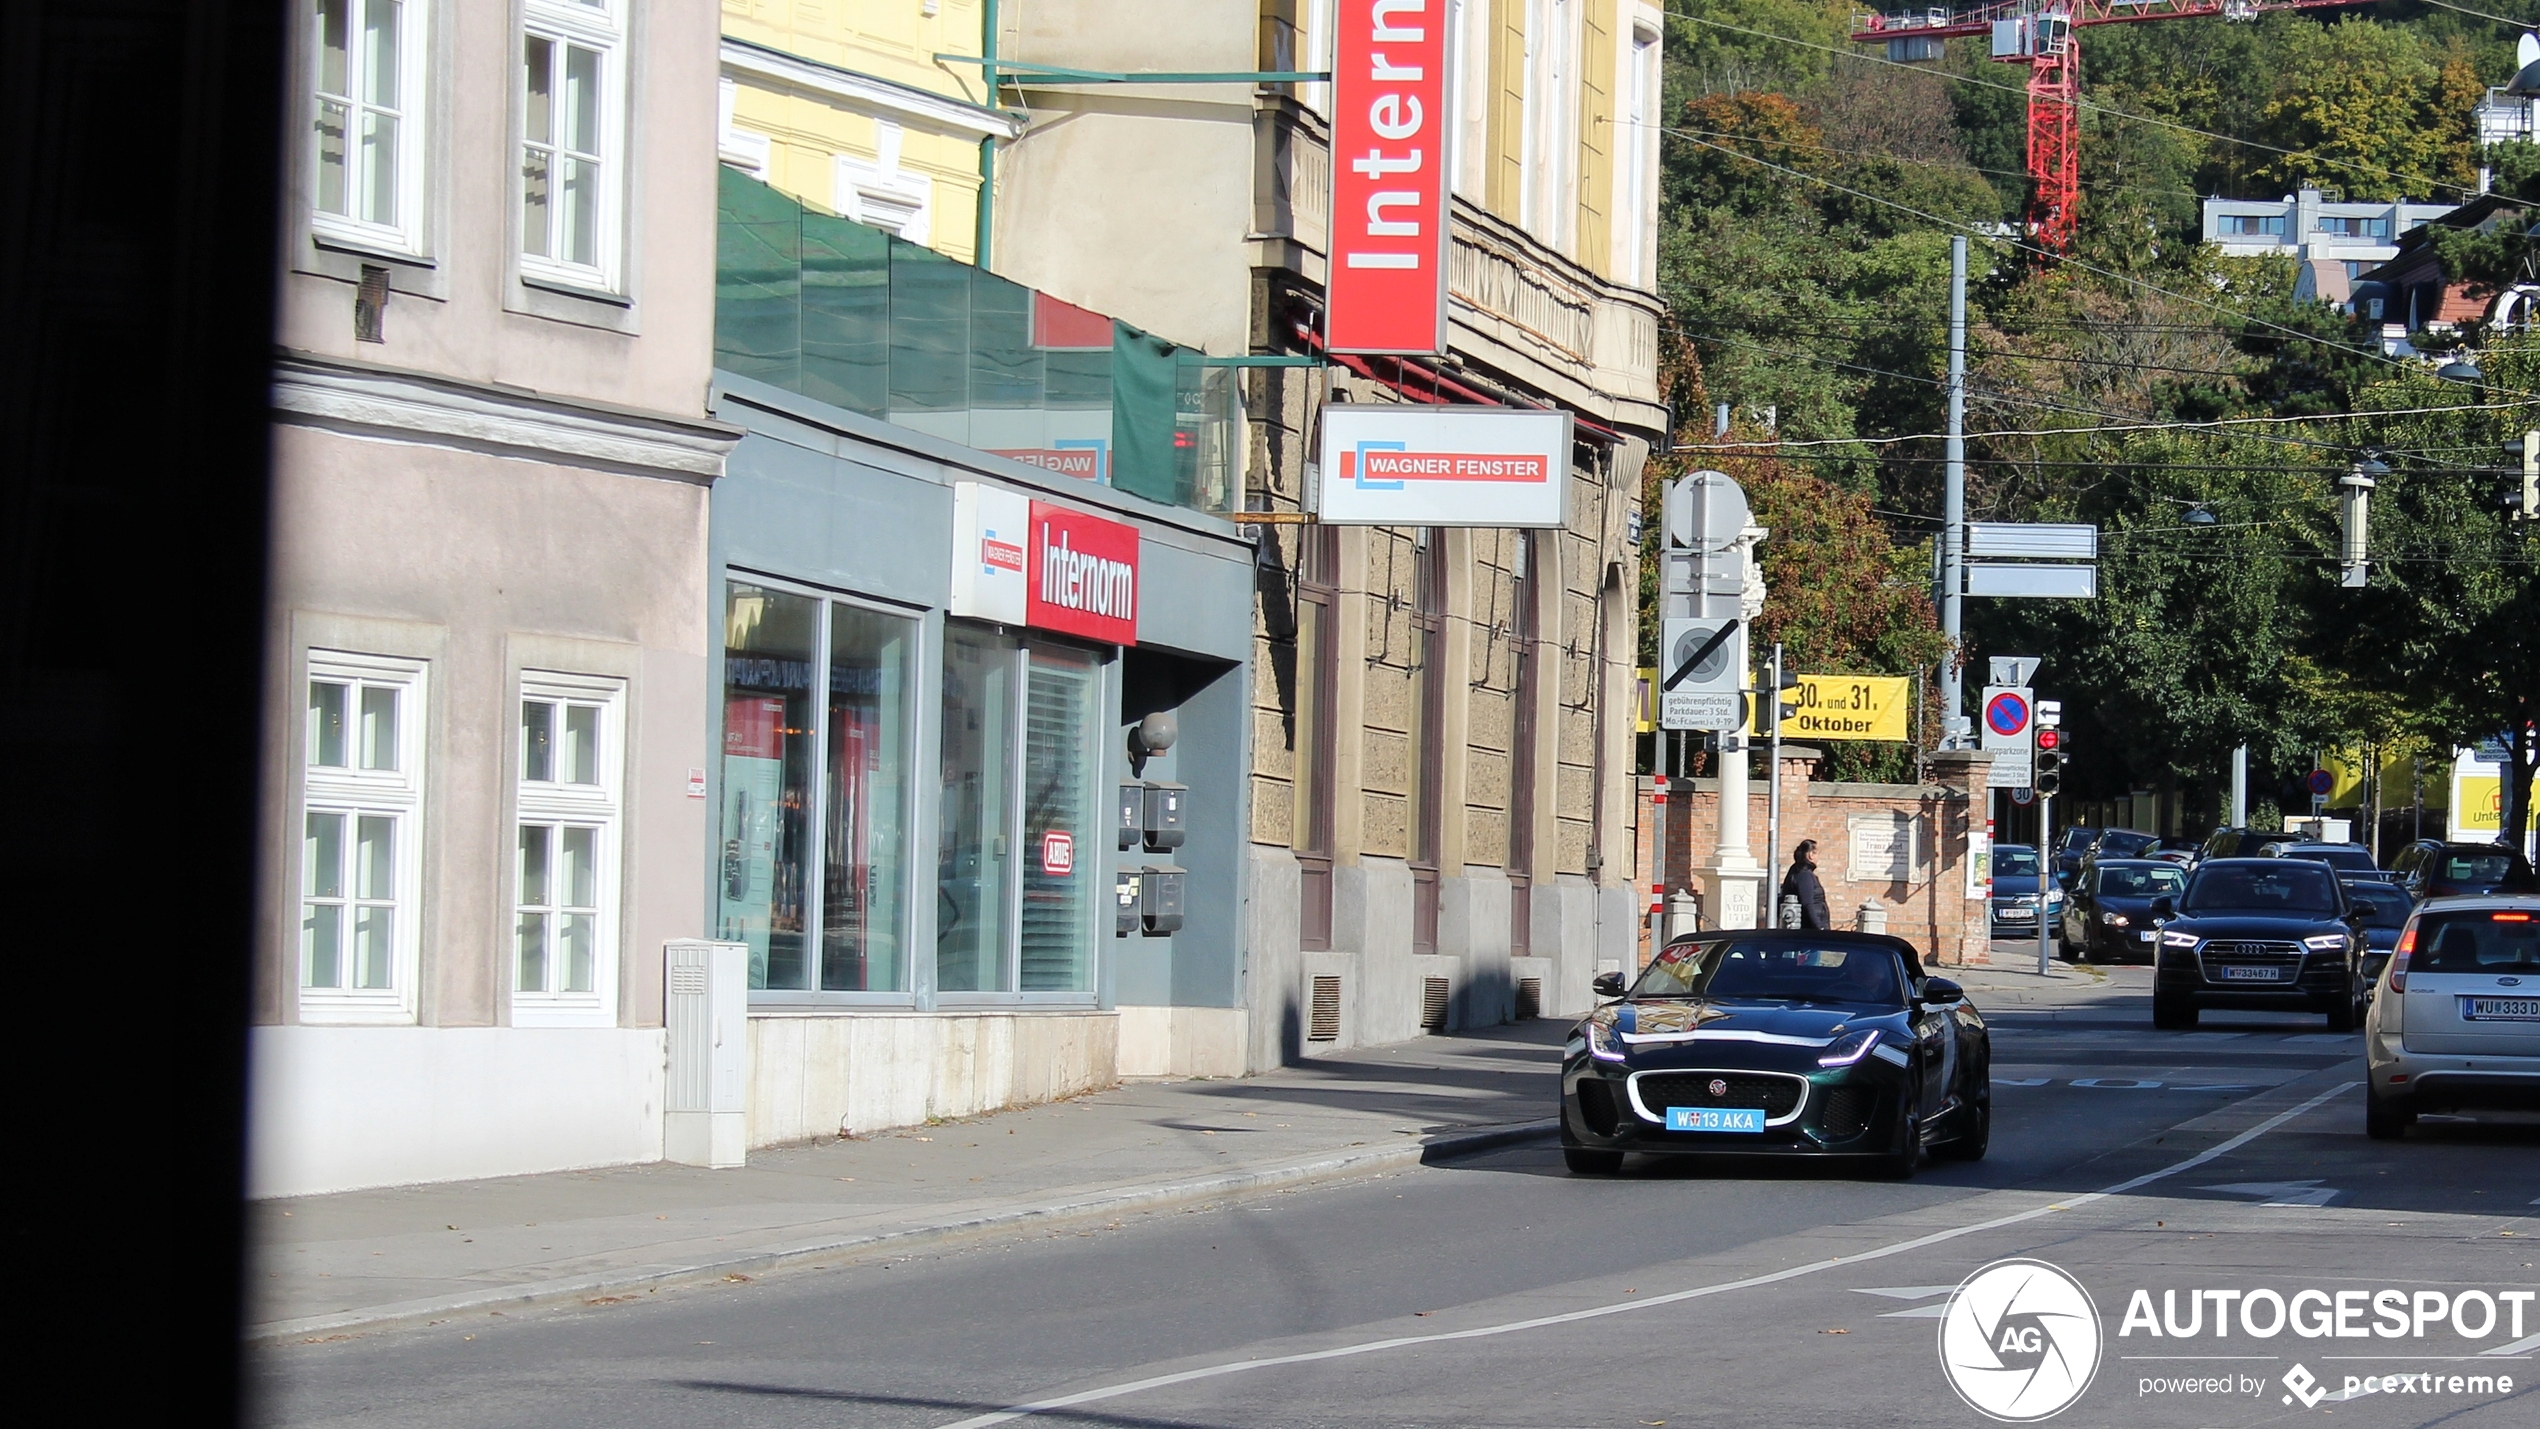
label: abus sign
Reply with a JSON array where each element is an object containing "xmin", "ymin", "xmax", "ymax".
[
  {"xmin": 1317, "ymin": 405, "xmax": 1572, "ymax": 527},
  {"xmin": 950, "ymin": 483, "xmax": 1140, "ymax": 646},
  {"xmin": 1329, "ymin": 0, "xmax": 1451, "ymax": 354}
]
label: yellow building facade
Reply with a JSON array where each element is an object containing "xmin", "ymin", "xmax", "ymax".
[{"xmin": 718, "ymin": 0, "xmax": 1017, "ymax": 264}]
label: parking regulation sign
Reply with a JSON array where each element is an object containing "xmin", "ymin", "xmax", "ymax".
[
  {"xmin": 1980, "ymin": 685, "xmax": 2034, "ymax": 790},
  {"xmin": 2306, "ymin": 768, "xmax": 2334, "ymax": 796},
  {"xmin": 1985, "ymin": 689, "xmax": 2032, "ymax": 738}
]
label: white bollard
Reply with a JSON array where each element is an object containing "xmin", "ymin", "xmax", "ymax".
[{"xmin": 1667, "ymin": 889, "xmax": 1703, "ymax": 940}]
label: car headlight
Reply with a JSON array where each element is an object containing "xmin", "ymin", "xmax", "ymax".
[
  {"xmin": 2101, "ymin": 911, "xmax": 2129, "ymax": 927},
  {"xmin": 2302, "ymin": 934, "xmax": 2347, "ymax": 951},
  {"xmin": 1583, "ymin": 1019, "xmax": 1628, "ymax": 1063},
  {"xmin": 1818, "ymin": 1028, "xmax": 1882, "ymax": 1067},
  {"xmin": 2161, "ymin": 931, "xmax": 2200, "ymax": 949}
]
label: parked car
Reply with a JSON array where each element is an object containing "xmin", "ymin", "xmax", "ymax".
[
  {"xmin": 1988, "ymin": 843, "xmax": 2064, "ymax": 941},
  {"xmin": 2267, "ymin": 841, "xmax": 2391, "ymax": 883},
  {"xmin": 2148, "ymin": 858, "xmax": 2367, "ymax": 1031},
  {"xmin": 2052, "ymin": 826, "xmax": 2101, "ymax": 886},
  {"xmin": 2092, "ymin": 829, "xmax": 2160, "ymax": 861},
  {"xmin": 2364, "ymin": 896, "xmax": 2540, "ymax": 1138},
  {"xmin": 2340, "ymin": 878, "xmax": 2413, "ymax": 987},
  {"xmin": 2063, "ymin": 858, "xmax": 2187, "ymax": 964},
  {"xmin": 2199, "ymin": 827, "xmax": 2302, "ymax": 863},
  {"xmin": 1562, "ymin": 931, "xmax": 1991, "ymax": 1177},
  {"xmin": 2387, "ymin": 840, "xmax": 2540, "ymax": 901}
]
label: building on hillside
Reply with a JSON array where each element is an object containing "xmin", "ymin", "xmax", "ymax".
[
  {"xmin": 255, "ymin": 0, "xmax": 736, "ymax": 1196},
  {"xmin": 2201, "ymin": 190, "xmax": 2452, "ymax": 310},
  {"xmin": 2352, "ymin": 191, "xmax": 2540, "ymax": 352},
  {"xmin": 987, "ymin": 0, "xmax": 1671, "ymax": 1066},
  {"xmin": 717, "ymin": 0, "xmax": 1019, "ymax": 264}
]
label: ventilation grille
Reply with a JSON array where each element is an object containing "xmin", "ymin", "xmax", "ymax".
[
  {"xmin": 1307, "ymin": 975, "xmax": 1341, "ymax": 1042},
  {"xmin": 1577, "ymin": 1078, "xmax": 1620, "ymax": 1136},
  {"xmin": 1514, "ymin": 977, "xmax": 1542, "ymax": 1021},
  {"xmin": 1421, "ymin": 976, "xmax": 1451, "ymax": 1031},
  {"xmin": 1819, "ymin": 1086, "xmax": 1873, "ymax": 1142},
  {"xmin": 355, "ymin": 264, "xmax": 388, "ymax": 343}
]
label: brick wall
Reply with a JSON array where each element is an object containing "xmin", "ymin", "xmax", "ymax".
[{"xmin": 1632, "ymin": 746, "xmax": 1995, "ymax": 968}]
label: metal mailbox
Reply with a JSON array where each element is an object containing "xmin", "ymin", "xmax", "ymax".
[
  {"xmin": 1117, "ymin": 782, "xmax": 1144, "ymax": 850},
  {"xmin": 1139, "ymin": 864, "xmax": 1185, "ymax": 936},
  {"xmin": 1114, "ymin": 867, "xmax": 1142, "ymax": 937},
  {"xmin": 1141, "ymin": 781, "xmax": 1186, "ymax": 852}
]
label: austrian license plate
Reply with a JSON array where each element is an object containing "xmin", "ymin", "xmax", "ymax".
[
  {"xmin": 1668, "ymin": 1106, "xmax": 1766, "ymax": 1133},
  {"xmin": 2219, "ymin": 965, "xmax": 2287, "ymax": 982},
  {"xmin": 2463, "ymin": 997, "xmax": 2540, "ymax": 1021},
  {"xmin": 1999, "ymin": 907, "xmax": 2034, "ymax": 921}
]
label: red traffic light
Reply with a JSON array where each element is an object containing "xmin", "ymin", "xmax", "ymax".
[{"xmin": 2037, "ymin": 729, "xmax": 2061, "ymax": 751}]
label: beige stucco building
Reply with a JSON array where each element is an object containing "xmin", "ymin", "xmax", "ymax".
[
  {"xmin": 988, "ymin": 0, "xmax": 1669, "ymax": 1067},
  {"xmin": 253, "ymin": 0, "xmax": 737, "ymax": 1195}
]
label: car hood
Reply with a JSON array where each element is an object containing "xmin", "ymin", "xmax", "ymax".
[
  {"xmin": 1589, "ymin": 998, "xmax": 1909, "ymax": 1050},
  {"xmin": 2095, "ymin": 895, "xmax": 2162, "ymax": 918},
  {"xmin": 2164, "ymin": 912, "xmax": 2344, "ymax": 940}
]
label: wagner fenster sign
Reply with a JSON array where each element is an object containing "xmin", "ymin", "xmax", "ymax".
[{"xmin": 1316, "ymin": 405, "xmax": 1572, "ymax": 527}]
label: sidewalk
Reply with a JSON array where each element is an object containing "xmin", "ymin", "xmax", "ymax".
[{"xmin": 247, "ymin": 1019, "xmax": 1569, "ymax": 1344}]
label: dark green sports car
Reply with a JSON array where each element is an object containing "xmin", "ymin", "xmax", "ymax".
[{"xmin": 1561, "ymin": 931, "xmax": 1991, "ymax": 1178}]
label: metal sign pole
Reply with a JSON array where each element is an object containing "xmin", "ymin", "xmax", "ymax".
[
  {"xmin": 1766, "ymin": 642, "xmax": 1784, "ymax": 925},
  {"xmin": 2037, "ymin": 791, "xmax": 2054, "ymax": 975}
]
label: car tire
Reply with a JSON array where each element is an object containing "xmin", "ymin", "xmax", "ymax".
[
  {"xmin": 1563, "ymin": 1145, "xmax": 1624, "ymax": 1175},
  {"xmin": 1934, "ymin": 1100, "xmax": 1990, "ymax": 1161},
  {"xmin": 2152, "ymin": 993, "xmax": 2199, "ymax": 1030},
  {"xmin": 1876, "ymin": 1090, "xmax": 1922, "ymax": 1180},
  {"xmin": 2364, "ymin": 1085, "xmax": 2415, "ymax": 1141},
  {"xmin": 2326, "ymin": 988, "xmax": 2359, "ymax": 1034}
]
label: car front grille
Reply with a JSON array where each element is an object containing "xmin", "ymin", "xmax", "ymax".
[
  {"xmin": 1632, "ymin": 1070, "xmax": 1807, "ymax": 1122},
  {"xmin": 2196, "ymin": 940, "xmax": 2307, "ymax": 985},
  {"xmin": 1817, "ymin": 1085, "xmax": 1873, "ymax": 1141}
]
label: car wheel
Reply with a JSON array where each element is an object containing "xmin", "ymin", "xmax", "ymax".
[
  {"xmin": 2152, "ymin": 993, "xmax": 2199, "ymax": 1030},
  {"xmin": 2364, "ymin": 1085, "xmax": 2415, "ymax": 1141},
  {"xmin": 1934, "ymin": 1100, "xmax": 1990, "ymax": 1162},
  {"xmin": 1563, "ymin": 1145, "xmax": 1624, "ymax": 1175},
  {"xmin": 2326, "ymin": 988, "xmax": 2359, "ymax": 1034},
  {"xmin": 1876, "ymin": 1090, "xmax": 1922, "ymax": 1180}
]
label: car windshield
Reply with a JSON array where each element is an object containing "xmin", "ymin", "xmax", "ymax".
[
  {"xmin": 2439, "ymin": 851, "xmax": 2520, "ymax": 883},
  {"xmin": 1995, "ymin": 847, "xmax": 2041, "ymax": 878},
  {"xmin": 2058, "ymin": 828, "xmax": 2099, "ymax": 853},
  {"xmin": 2344, "ymin": 884, "xmax": 2411, "ymax": 927},
  {"xmin": 1634, "ymin": 939, "xmax": 1907, "ymax": 1006},
  {"xmin": 2180, "ymin": 863, "xmax": 2340, "ymax": 916},
  {"xmin": 2097, "ymin": 864, "xmax": 2185, "ymax": 897},
  {"xmin": 2282, "ymin": 846, "xmax": 2377, "ymax": 874},
  {"xmin": 2099, "ymin": 831, "xmax": 2157, "ymax": 857},
  {"xmin": 2411, "ymin": 911, "xmax": 2540, "ymax": 972}
]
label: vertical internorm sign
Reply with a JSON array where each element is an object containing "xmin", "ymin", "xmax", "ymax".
[{"xmin": 1330, "ymin": 0, "xmax": 1452, "ymax": 354}]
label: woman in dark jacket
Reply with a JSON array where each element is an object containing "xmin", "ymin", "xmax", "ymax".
[{"xmin": 1782, "ymin": 839, "xmax": 1831, "ymax": 930}]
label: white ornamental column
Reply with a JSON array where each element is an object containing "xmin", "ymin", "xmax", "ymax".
[{"xmin": 1695, "ymin": 522, "xmax": 1770, "ymax": 929}]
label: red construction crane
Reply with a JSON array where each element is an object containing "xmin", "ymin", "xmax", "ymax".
[{"xmin": 1850, "ymin": 2, "xmax": 2374, "ymax": 253}]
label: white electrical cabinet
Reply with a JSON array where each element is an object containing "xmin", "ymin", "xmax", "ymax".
[{"xmin": 664, "ymin": 939, "xmax": 748, "ymax": 1168}]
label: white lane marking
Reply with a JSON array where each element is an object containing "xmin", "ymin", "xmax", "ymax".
[
  {"xmin": 927, "ymin": 1082, "xmax": 2361, "ymax": 1429},
  {"xmin": 2484, "ymin": 1331, "xmax": 2540, "ymax": 1357},
  {"xmin": 1850, "ymin": 1285, "xmax": 1956, "ymax": 1300},
  {"xmin": 1878, "ymin": 1303, "xmax": 1951, "ymax": 1319},
  {"xmin": 2197, "ymin": 1178, "xmax": 2339, "ymax": 1207},
  {"xmin": 2173, "ymin": 1084, "xmax": 2255, "ymax": 1093},
  {"xmin": 2072, "ymin": 1078, "xmax": 2163, "ymax": 1089},
  {"xmin": 1994, "ymin": 1077, "xmax": 2051, "ymax": 1087}
]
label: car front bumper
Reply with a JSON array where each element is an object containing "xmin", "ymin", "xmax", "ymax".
[
  {"xmin": 1560, "ymin": 1056, "xmax": 1916, "ymax": 1157},
  {"xmin": 2155, "ymin": 950, "xmax": 2351, "ymax": 1010}
]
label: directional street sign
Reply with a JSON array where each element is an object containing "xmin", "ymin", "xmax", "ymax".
[{"xmin": 1981, "ymin": 684, "xmax": 2034, "ymax": 789}]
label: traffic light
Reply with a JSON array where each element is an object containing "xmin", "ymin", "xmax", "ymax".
[
  {"xmin": 2037, "ymin": 728, "xmax": 2061, "ymax": 752},
  {"xmin": 1776, "ymin": 667, "xmax": 1800, "ymax": 724},
  {"xmin": 2521, "ymin": 431, "xmax": 2538, "ymax": 522},
  {"xmin": 2034, "ymin": 747, "xmax": 2064, "ymax": 797}
]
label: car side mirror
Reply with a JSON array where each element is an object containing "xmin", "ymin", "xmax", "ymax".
[
  {"xmin": 1921, "ymin": 977, "xmax": 1964, "ymax": 1005},
  {"xmin": 2149, "ymin": 895, "xmax": 2176, "ymax": 919},
  {"xmin": 1591, "ymin": 971, "xmax": 1628, "ymax": 999}
]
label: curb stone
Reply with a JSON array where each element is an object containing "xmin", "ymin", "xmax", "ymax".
[{"xmin": 248, "ymin": 1116, "xmax": 1560, "ymax": 1347}]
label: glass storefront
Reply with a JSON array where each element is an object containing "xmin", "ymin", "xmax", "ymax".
[
  {"xmin": 719, "ymin": 580, "xmax": 915, "ymax": 994},
  {"xmin": 720, "ymin": 586, "xmax": 1105, "ymax": 1003}
]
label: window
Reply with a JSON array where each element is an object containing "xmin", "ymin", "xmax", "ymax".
[
  {"xmin": 520, "ymin": 0, "xmax": 625, "ymax": 290},
  {"xmin": 311, "ymin": 0, "xmax": 427, "ymax": 254},
  {"xmin": 1523, "ymin": 0, "xmax": 1578, "ymax": 244},
  {"xmin": 2315, "ymin": 215, "xmax": 2390, "ymax": 239},
  {"xmin": 1617, "ymin": 27, "xmax": 1659, "ymax": 286},
  {"xmin": 514, "ymin": 674, "xmax": 623, "ymax": 1025},
  {"xmin": 2218, "ymin": 213, "xmax": 2287, "ymax": 238},
  {"xmin": 1295, "ymin": 526, "xmax": 1340, "ymax": 952},
  {"xmin": 1509, "ymin": 532, "xmax": 1540, "ymax": 954},
  {"xmin": 1410, "ymin": 530, "xmax": 1448, "ymax": 954},
  {"xmin": 301, "ymin": 652, "xmax": 424, "ymax": 1022},
  {"xmin": 936, "ymin": 626, "xmax": 1107, "ymax": 998},
  {"xmin": 719, "ymin": 579, "xmax": 919, "ymax": 997}
]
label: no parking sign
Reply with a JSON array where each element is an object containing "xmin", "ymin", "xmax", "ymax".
[{"xmin": 1980, "ymin": 685, "xmax": 2034, "ymax": 789}]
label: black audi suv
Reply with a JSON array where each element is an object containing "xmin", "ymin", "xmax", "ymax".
[{"xmin": 2149, "ymin": 858, "xmax": 2367, "ymax": 1031}]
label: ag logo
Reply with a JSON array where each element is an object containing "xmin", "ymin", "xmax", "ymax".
[{"xmin": 1937, "ymin": 1258, "xmax": 2103, "ymax": 1421}]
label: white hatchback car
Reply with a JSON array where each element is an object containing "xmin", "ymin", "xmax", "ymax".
[{"xmin": 2364, "ymin": 895, "xmax": 2540, "ymax": 1139}]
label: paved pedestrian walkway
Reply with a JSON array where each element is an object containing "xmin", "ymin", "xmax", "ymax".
[{"xmin": 248, "ymin": 1020, "xmax": 1571, "ymax": 1343}]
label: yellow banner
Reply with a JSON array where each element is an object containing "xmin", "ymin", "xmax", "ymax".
[
  {"xmin": 1753, "ymin": 674, "xmax": 1912, "ymax": 742},
  {"xmin": 2458, "ymin": 774, "xmax": 2503, "ymax": 834}
]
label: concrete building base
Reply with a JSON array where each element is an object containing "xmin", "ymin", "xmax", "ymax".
[
  {"xmin": 744, "ymin": 1010, "xmax": 1122, "ymax": 1146},
  {"xmin": 248, "ymin": 1025, "xmax": 669, "ymax": 1198},
  {"xmin": 1116, "ymin": 1005, "xmax": 1249, "ymax": 1078}
]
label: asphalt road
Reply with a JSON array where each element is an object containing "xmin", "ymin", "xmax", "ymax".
[{"xmin": 252, "ymin": 967, "xmax": 2540, "ymax": 1429}]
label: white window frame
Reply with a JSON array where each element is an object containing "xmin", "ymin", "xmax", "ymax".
[
  {"xmin": 518, "ymin": 0, "xmax": 629, "ymax": 294},
  {"xmin": 512, "ymin": 671, "xmax": 626, "ymax": 1027},
  {"xmin": 309, "ymin": 0, "xmax": 430, "ymax": 257},
  {"xmin": 1616, "ymin": 21, "xmax": 1660, "ymax": 288},
  {"xmin": 300, "ymin": 651, "xmax": 427, "ymax": 1025}
]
